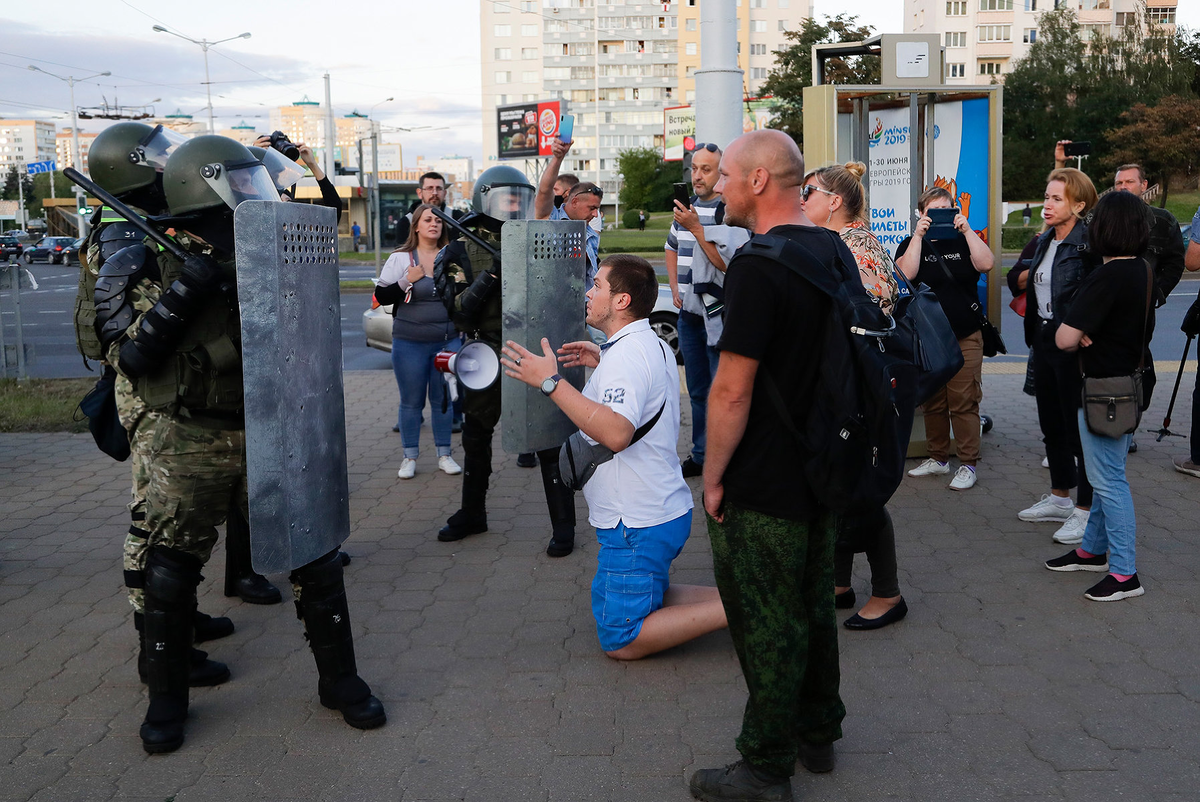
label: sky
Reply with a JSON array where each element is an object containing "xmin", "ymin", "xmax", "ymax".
[{"xmin": 1, "ymin": 1, "xmax": 1195, "ymax": 170}]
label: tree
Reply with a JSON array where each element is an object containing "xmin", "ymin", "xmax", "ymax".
[
  {"xmin": 31, "ymin": 171, "xmax": 74, "ymax": 207},
  {"xmin": 616, "ymin": 147, "xmax": 677, "ymax": 213},
  {"xmin": 760, "ymin": 14, "xmax": 879, "ymax": 146},
  {"xmin": 1104, "ymin": 95, "xmax": 1200, "ymax": 207},
  {"xmin": 1, "ymin": 165, "xmax": 36, "ymax": 220}
]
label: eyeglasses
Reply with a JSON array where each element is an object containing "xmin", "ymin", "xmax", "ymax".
[
  {"xmin": 801, "ymin": 184, "xmax": 837, "ymax": 201},
  {"xmin": 692, "ymin": 142, "xmax": 720, "ymax": 153}
]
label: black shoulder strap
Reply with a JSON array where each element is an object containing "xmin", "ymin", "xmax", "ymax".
[
  {"xmin": 926, "ymin": 239, "xmax": 990, "ymax": 327},
  {"xmin": 731, "ymin": 230, "xmax": 844, "ymax": 297},
  {"xmin": 625, "ymin": 339, "xmax": 669, "ymax": 446}
]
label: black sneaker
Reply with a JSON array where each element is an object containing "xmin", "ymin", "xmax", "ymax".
[
  {"xmin": 1084, "ymin": 573, "xmax": 1144, "ymax": 602},
  {"xmin": 1044, "ymin": 550, "xmax": 1108, "ymax": 573},
  {"xmin": 689, "ymin": 760, "xmax": 791, "ymax": 802},
  {"xmin": 516, "ymin": 452, "xmax": 538, "ymax": 468},
  {"xmin": 681, "ymin": 457, "xmax": 703, "ymax": 478}
]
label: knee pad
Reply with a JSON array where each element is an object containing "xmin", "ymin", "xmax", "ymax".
[
  {"xmin": 144, "ymin": 547, "xmax": 203, "ymax": 607},
  {"xmin": 290, "ymin": 548, "xmax": 343, "ymax": 592}
]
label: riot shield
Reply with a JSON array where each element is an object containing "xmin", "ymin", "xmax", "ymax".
[
  {"xmin": 500, "ymin": 219, "xmax": 589, "ymax": 453},
  {"xmin": 234, "ymin": 201, "xmax": 349, "ymax": 574}
]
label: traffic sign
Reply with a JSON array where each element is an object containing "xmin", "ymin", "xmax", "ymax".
[{"xmin": 25, "ymin": 160, "xmax": 56, "ymax": 175}]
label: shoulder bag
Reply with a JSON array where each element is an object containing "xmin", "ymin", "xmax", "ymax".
[
  {"xmin": 891, "ymin": 271, "xmax": 965, "ymax": 406},
  {"xmin": 927, "ymin": 240, "xmax": 1007, "ymax": 357},
  {"xmin": 1081, "ymin": 263, "xmax": 1153, "ymax": 439}
]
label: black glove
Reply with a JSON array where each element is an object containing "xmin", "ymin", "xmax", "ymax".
[
  {"xmin": 179, "ymin": 253, "xmax": 224, "ymax": 292},
  {"xmin": 490, "ymin": 257, "xmax": 502, "ymax": 276},
  {"xmin": 1182, "ymin": 297, "xmax": 1200, "ymax": 338}
]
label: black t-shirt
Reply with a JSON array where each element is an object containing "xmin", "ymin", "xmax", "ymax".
[
  {"xmin": 717, "ymin": 225, "xmax": 846, "ymax": 522},
  {"xmin": 895, "ymin": 234, "xmax": 981, "ymax": 339},
  {"xmin": 1063, "ymin": 256, "xmax": 1156, "ymax": 381}
]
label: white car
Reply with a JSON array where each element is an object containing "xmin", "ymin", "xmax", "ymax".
[{"xmin": 363, "ymin": 284, "xmax": 682, "ymax": 364}]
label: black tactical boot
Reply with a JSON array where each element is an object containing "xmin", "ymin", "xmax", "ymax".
[
  {"xmin": 539, "ymin": 448, "xmax": 576, "ymax": 557},
  {"xmin": 223, "ymin": 500, "xmax": 282, "ymax": 605},
  {"xmin": 135, "ymin": 613, "xmax": 230, "ymax": 687},
  {"xmin": 192, "ymin": 610, "xmax": 234, "ymax": 643},
  {"xmin": 139, "ymin": 548, "xmax": 203, "ymax": 754},
  {"xmin": 292, "ymin": 550, "xmax": 386, "ymax": 730},
  {"xmin": 689, "ymin": 760, "xmax": 792, "ymax": 801},
  {"xmin": 438, "ymin": 452, "xmax": 490, "ymax": 542}
]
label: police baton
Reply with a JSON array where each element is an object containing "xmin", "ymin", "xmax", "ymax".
[
  {"xmin": 63, "ymin": 167, "xmax": 191, "ymax": 263},
  {"xmin": 429, "ymin": 207, "xmax": 499, "ymax": 259}
]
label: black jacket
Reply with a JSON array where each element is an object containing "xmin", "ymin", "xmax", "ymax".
[{"xmin": 1012, "ymin": 222, "xmax": 1096, "ymax": 349}]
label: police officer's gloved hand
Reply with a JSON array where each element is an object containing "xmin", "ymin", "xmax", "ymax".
[
  {"xmin": 1182, "ymin": 297, "xmax": 1200, "ymax": 338},
  {"xmin": 179, "ymin": 253, "xmax": 224, "ymax": 293},
  {"xmin": 489, "ymin": 256, "xmax": 502, "ymax": 276}
]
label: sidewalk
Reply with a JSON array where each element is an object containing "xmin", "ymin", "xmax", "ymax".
[{"xmin": 1, "ymin": 370, "xmax": 1198, "ymax": 801}]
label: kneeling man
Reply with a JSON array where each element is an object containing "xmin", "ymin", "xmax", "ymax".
[{"xmin": 501, "ymin": 254, "xmax": 727, "ymax": 659}]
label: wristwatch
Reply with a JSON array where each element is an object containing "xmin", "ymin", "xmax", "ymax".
[{"xmin": 540, "ymin": 373, "xmax": 562, "ymax": 396}]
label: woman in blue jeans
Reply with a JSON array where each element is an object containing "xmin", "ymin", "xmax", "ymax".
[
  {"xmin": 375, "ymin": 204, "xmax": 462, "ymax": 479},
  {"xmin": 1045, "ymin": 191, "xmax": 1156, "ymax": 601}
]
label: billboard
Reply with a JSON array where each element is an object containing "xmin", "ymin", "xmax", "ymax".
[
  {"xmin": 663, "ymin": 98, "xmax": 776, "ymax": 161},
  {"xmin": 497, "ymin": 101, "xmax": 566, "ymax": 160}
]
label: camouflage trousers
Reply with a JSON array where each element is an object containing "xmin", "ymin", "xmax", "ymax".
[
  {"xmin": 116, "ymin": 376, "xmax": 151, "ymax": 612},
  {"xmin": 707, "ymin": 502, "xmax": 846, "ymax": 778}
]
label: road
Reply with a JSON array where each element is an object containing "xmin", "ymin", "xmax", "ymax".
[{"xmin": 3, "ymin": 256, "xmax": 1197, "ymax": 381}]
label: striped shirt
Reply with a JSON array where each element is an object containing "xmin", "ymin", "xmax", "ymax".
[{"xmin": 665, "ymin": 196, "xmax": 722, "ymax": 315}]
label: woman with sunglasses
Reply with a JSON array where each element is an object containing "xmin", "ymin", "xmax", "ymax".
[{"xmin": 801, "ymin": 162, "xmax": 907, "ymax": 630}]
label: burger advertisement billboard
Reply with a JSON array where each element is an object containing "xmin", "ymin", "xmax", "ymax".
[{"xmin": 497, "ymin": 101, "xmax": 565, "ymax": 159}]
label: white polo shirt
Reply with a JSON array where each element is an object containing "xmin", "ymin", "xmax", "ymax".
[{"xmin": 580, "ymin": 318, "xmax": 692, "ymax": 529}]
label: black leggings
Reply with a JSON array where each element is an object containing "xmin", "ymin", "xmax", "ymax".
[
  {"xmin": 833, "ymin": 506, "xmax": 900, "ymax": 599},
  {"xmin": 1033, "ymin": 321, "xmax": 1092, "ymax": 507}
]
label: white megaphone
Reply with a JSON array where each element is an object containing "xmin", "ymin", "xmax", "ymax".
[{"xmin": 434, "ymin": 339, "xmax": 500, "ymax": 392}]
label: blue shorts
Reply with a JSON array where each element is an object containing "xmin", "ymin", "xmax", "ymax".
[{"xmin": 591, "ymin": 510, "xmax": 693, "ymax": 652}]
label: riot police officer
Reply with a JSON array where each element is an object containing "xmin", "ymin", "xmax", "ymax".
[
  {"xmin": 94, "ymin": 135, "xmax": 384, "ymax": 754},
  {"xmin": 434, "ymin": 165, "xmax": 577, "ymax": 556}
]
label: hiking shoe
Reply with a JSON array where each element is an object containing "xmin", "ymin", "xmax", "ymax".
[
  {"xmin": 397, "ymin": 459, "xmax": 416, "ymax": 480},
  {"xmin": 689, "ymin": 760, "xmax": 792, "ymax": 802},
  {"xmin": 681, "ymin": 456, "xmax": 703, "ymax": 478},
  {"xmin": 908, "ymin": 458, "xmax": 949, "ymax": 477},
  {"xmin": 1084, "ymin": 573, "xmax": 1144, "ymax": 601},
  {"xmin": 516, "ymin": 452, "xmax": 537, "ymax": 468},
  {"xmin": 1052, "ymin": 509, "xmax": 1089, "ymax": 544},
  {"xmin": 948, "ymin": 465, "xmax": 976, "ymax": 490},
  {"xmin": 1173, "ymin": 457, "xmax": 1200, "ymax": 478},
  {"xmin": 438, "ymin": 455, "xmax": 462, "ymax": 476},
  {"xmin": 1044, "ymin": 549, "xmax": 1108, "ymax": 573},
  {"xmin": 1018, "ymin": 494, "xmax": 1074, "ymax": 522}
]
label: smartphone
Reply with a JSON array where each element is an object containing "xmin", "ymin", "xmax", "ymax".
[
  {"xmin": 673, "ymin": 182, "xmax": 691, "ymax": 208},
  {"xmin": 558, "ymin": 115, "xmax": 574, "ymax": 144},
  {"xmin": 1063, "ymin": 141, "xmax": 1092, "ymax": 157},
  {"xmin": 925, "ymin": 207, "xmax": 960, "ymax": 240}
]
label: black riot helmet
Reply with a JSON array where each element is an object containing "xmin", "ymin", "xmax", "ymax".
[
  {"xmin": 163, "ymin": 135, "xmax": 278, "ymax": 216},
  {"xmin": 472, "ymin": 165, "xmax": 535, "ymax": 224}
]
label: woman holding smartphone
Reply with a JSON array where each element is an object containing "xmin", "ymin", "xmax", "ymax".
[{"xmin": 895, "ymin": 187, "xmax": 994, "ymax": 491}]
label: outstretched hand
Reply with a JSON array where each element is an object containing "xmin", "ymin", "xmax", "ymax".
[
  {"xmin": 500, "ymin": 338, "xmax": 559, "ymax": 387},
  {"xmin": 557, "ymin": 340, "xmax": 601, "ymax": 369}
]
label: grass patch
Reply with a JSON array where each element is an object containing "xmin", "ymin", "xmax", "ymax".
[
  {"xmin": 0, "ymin": 377, "xmax": 95, "ymax": 433},
  {"xmin": 341, "ymin": 280, "xmax": 376, "ymax": 291}
]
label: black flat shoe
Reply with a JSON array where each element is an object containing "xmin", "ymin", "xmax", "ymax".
[
  {"xmin": 843, "ymin": 598, "xmax": 908, "ymax": 630},
  {"xmin": 834, "ymin": 588, "xmax": 856, "ymax": 609}
]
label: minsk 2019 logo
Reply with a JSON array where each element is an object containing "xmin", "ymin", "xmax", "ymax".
[{"xmin": 868, "ymin": 117, "xmax": 884, "ymax": 148}]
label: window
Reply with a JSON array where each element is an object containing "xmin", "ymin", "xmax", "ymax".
[
  {"xmin": 946, "ymin": 31, "xmax": 966, "ymax": 47},
  {"xmin": 520, "ymin": 1, "xmax": 536, "ymax": 9},
  {"xmin": 750, "ymin": 67, "xmax": 768, "ymax": 79},
  {"xmin": 567, "ymin": 42, "xmax": 594, "ymax": 55},
  {"xmin": 750, "ymin": 0, "xmax": 765, "ymax": 6},
  {"xmin": 495, "ymin": 71, "xmax": 512, "ymax": 83},
  {"xmin": 685, "ymin": 66, "xmax": 696, "ymax": 77},
  {"xmin": 1023, "ymin": 28, "xmax": 1036, "ymax": 43},
  {"xmin": 686, "ymin": 18, "xmax": 696, "ymax": 30},
  {"xmin": 1148, "ymin": 7, "xmax": 1176, "ymax": 25},
  {"xmin": 495, "ymin": 48, "xmax": 512, "ymax": 60},
  {"xmin": 1023, "ymin": 0, "xmax": 1036, "ymax": 8},
  {"xmin": 778, "ymin": 0, "xmax": 789, "ymax": 6},
  {"xmin": 570, "ymin": 89, "xmax": 595, "ymax": 102},
  {"xmin": 978, "ymin": 25, "xmax": 1011, "ymax": 42},
  {"xmin": 545, "ymin": 67, "xmax": 570, "ymax": 79},
  {"xmin": 1080, "ymin": 23, "xmax": 1111, "ymax": 41},
  {"xmin": 948, "ymin": 62, "xmax": 966, "ymax": 78},
  {"xmin": 751, "ymin": 19, "xmax": 767, "ymax": 32},
  {"xmin": 946, "ymin": 1, "xmax": 966, "ymax": 15},
  {"xmin": 494, "ymin": 1, "xmax": 510, "ymax": 11},
  {"xmin": 1115, "ymin": 11, "xmax": 1135, "ymax": 26},
  {"xmin": 571, "ymin": 66, "xmax": 595, "ymax": 79},
  {"xmin": 978, "ymin": 61, "xmax": 1002, "ymax": 75},
  {"xmin": 978, "ymin": 0, "xmax": 1012, "ymax": 9},
  {"xmin": 751, "ymin": 43, "xmax": 768, "ymax": 55},
  {"xmin": 1082, "ymin": 0, "xmax": 1111, "ymax": 7},
  {"xmin": 683, "ymin": 42, "xmax": 695, "ymax": 55},
  {"xmin": 778, "ymin": 20, "xmax": 787, "ymax": 31},
  {"xmin": 494, "ymin": 24, "xmax": 512, "ymax": 35},
  {"xmin": 686, "ymin": 90, "xmax": 696, "ymax": 102},
  {"xmin": 521, "ymin": 24, "xmax": 537, "ymax": 35},
  {"xmin": 521, "ymin": 47, "xmax": 538, "ymax": 59},
  {"xmin": 522, "ymin": 71, "xmax": 538, "ymax": 83}
]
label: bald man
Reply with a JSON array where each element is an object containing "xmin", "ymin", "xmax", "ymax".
[{"xmin": 691, "ymin": 130, "xmax": 852, "ymax": 802}]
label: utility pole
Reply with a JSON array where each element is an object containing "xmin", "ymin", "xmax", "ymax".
[
  {"xmin": 16, "ymin": 166, "xmax": 25, "ymax": 230},
  {"xmin": 372, "ymin": 123, "xmax": 381, "ymax": 276},
  {"xmin": 152, "ymin": 27, "xmax": 251, "ymax": 134},
  {"xmin": 324, "ymin": 73, "xmax": 335, "ymax": 183}
]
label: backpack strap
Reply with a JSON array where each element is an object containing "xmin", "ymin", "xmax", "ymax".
[{"xmin": 732, "ymin": 231, "xmax": 845, "ymax": 297}]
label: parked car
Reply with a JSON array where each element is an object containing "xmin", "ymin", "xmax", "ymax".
[
  {"xmin": 362, "ymin": 284, "xmax": 683, "ymax": 364},
  {"xmin": 0, "ymin": 234, "xmax": 24, "ymax": 262},
  {"xmin": 60, "ymin": 238, "xmax": 84, "ymax": 266},
  {"xmin": 22, "ymin": 236, "xmax": 78, "ymax": 265}
]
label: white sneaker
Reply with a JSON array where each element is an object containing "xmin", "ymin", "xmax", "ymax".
[
  {"xmin": 948, "ymin": 465, "xmax": 976, "ymax": 490},
  {"xmin": 1041, "ymin": 456, "xmax": 1050, "ymax": 468},
  {"xmin": 908, "ymin": 458, "xmax": 950, "ymax": 477},
  {"xmin": 397, "ymin": 458, "xmax": 417, "ymax": 479},
  {"xmin": 1052, "ymin": 509, "xmax": 1090, "ymax": 544},
  {"xmin": 1018, "ymin": 494, "xmax": 1074, "ymax": 522},
  {"xmin": 438, "ymin": 455, "xmax": 462, "ymax": 476}
]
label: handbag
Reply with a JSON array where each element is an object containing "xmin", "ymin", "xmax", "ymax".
[
  {"xmin": 1081, "ymin": 263, "xmax": 1153, "ymax": 438},
  {"xmin": 1009, "ymin": 292, "xmax": 1027, "ymax": 317},
  {"xmin": 74, "ymin": 365, "xmax": 131, "ymax": 461},
  {"xmin": 927, "ymin": 241, "xmax": 1008, "ymax": 357},
  {"xmin": 559, "ymin": 400, "xmax": 665, "ymax": 491},
  {"xmin": 892, "ymin": 272, "xmax": 965, "ymax": 406}
]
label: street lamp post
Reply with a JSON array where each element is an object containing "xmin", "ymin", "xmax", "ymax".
[
  {"xmin": 27, "ymin": 65, "xmax": 111, "ymax": 235},
  {"xmin": 366, "ymin": 99, "xmax": 393, "ymax": 274},
  {"xmin": 152, "ymin": 26, "xmax": 251, "ymax": 134}
]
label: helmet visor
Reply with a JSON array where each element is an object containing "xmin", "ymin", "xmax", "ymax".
[
  {"xmin": 201, "ymin": 160, "xmax": 281, "ymax": 210},
  {"xmin": 482, "ymin": 184, "xmax": 535, "ymax": 221},
  {"xmin": 259, "ymin": 147, "xmax": 306, "ymax": 191},
  {"xmin": 134, "ymin": 125, "xmax": 188, "ymax": 170}
]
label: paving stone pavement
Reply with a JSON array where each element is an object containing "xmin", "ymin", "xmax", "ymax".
[{"xmin": 2, "ymin": 369, "xmax": 1198, "ymax": 801}]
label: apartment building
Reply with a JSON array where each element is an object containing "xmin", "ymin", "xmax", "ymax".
[
  {"xmin": 0, "ymin": 119, "xmax": 57, "ymax": 173},
  {"xmin": 904, "ymin": 0, "xmax": 1179, "ymax": 84},
  {"xmin": 269, "ymin": 99, "xmax": 376, "ymax": 157},
  {"xmin": 54, "ymin": 129, "xmax": 98, "ymax": 172}
]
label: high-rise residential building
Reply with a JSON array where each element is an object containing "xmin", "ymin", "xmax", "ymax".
[
  {"xmin": 904, "ymin": 0, "xmax": 1178, "ymax": 84},
  {"xmin": 55, "ymin": 129, "xmax": 98, "ymax": 172},
  {"xmin": 219, "ymin": 121, "xmax": 262, "ymax": 146},
  {"xmin": 416, "ymin": 155, "xmax": 477, "ymax": 183},
  {"xmin": 153, "ymin": 109, "xmax": 208, "ymax": 136},
  {"xmin": 677, "ymin": 0, "xmax": 812, "ymax": 105},
  {"xmin": 0, "ymin": 120, "xmax": 57, "ymax": 173},
  {"xmin": 269, "ymin": 99, "xmax": 375, "ymax": 153}
]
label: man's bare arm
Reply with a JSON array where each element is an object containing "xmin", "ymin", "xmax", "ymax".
[
  {"xmin": 703, "ymin": 351, "xmax": 758, "ymax": 521},
  {"xmin": 534, "ymin": 139, "xmax": 571, "ymax": 220}
]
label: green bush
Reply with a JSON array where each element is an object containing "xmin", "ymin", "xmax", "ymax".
[
  {"xmin": 621, "ymin": 209, "xmax": 641, "ymax": 229},
  {"xmin": 1001, "ymin": 226, "xmax": 1039, "ymax": 252}
]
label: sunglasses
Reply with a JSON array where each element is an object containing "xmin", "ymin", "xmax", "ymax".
[
  {"xmin": 692, "ymin": 142, "xmax": 720, "ymax": 153},
  {"xmin": 573, "ymin": 186, "xmax": 604, "ymax": 199},
  {"xmin": 801, "ymin": 184, "xmax": 837, "ymax": 201}
]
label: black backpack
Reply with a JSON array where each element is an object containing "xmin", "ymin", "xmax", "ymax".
[{"xmin": 731, "ymin": 231, "xmax": 919, "ymax": 513}]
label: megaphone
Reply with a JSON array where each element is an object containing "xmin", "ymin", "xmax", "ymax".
[{"xmin": 434, "ymin": 339, "xmax": 500, "ymax": 392}]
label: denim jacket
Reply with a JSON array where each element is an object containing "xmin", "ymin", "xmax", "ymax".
[{"xmin": 1017, "ymin": 221, "xmax": 1095, "ymax": 348}]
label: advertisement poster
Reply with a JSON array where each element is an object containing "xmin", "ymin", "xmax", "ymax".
[
  {"xmin": 662, "ymin": 98, "xmax": 776, "ymax": 161},
  {"xmin": 866, "ymin": 105, "xmax": 912, "ymax": 249},
  {"xmin": 497, "ymin": 101, "xmax": 565, "ymax": 160}
]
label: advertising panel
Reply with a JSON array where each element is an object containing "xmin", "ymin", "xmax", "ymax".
[
  {"xmin": 497, "ymin": 101, "xmax": 565, "ymax": 160},
  {"xmin": 662, "ymin": 98, "xmax": 776, "ymax": 161}
]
